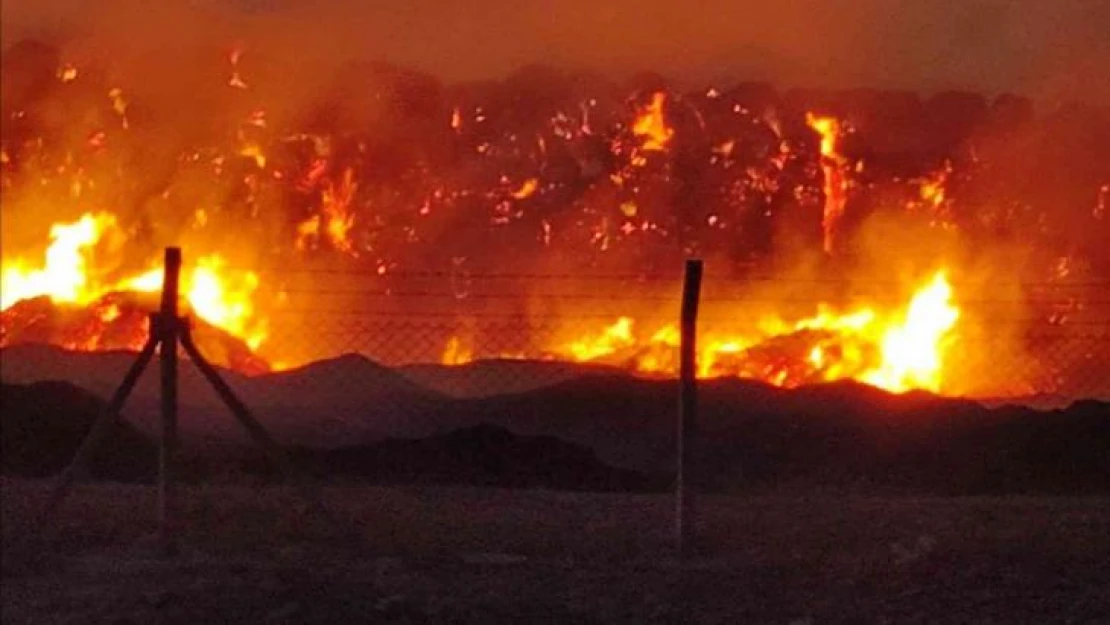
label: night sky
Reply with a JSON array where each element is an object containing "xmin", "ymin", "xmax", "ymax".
[{"xmin": 3, "ymin": 0, "xmax": 1109, "ymax": 103}]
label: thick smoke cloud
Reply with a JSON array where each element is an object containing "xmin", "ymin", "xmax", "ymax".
[{"xmin": 4, "ymin": 0, "xmax": 1109, "ymax": 104}]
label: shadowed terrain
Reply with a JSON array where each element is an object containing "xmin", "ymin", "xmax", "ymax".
[{"xmin": 3, "ymin": 346, "xmax": 1107, "ymax": 495}]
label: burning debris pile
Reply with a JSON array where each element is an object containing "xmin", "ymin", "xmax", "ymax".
[{"xmin": 2, "ymin": 38, "xmax": 1108, "ymax": 396}]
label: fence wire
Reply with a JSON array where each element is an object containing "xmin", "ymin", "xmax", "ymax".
[{"xmin": 230, "ymin": 270, "xmax": 1110, "ymax": 402}]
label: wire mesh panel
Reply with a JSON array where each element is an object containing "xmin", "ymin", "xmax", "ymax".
[{"xmin": 215, "ymin": 267, "xmax": 1110, "ymax": 403}]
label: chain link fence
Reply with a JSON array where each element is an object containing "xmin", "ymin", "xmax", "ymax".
[{"xmin": 243, "ymin": 268, "xmax": 1110, "ymax": 402}]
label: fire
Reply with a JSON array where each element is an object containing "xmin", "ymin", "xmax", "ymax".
[
  {"xmin": 1, "ymin": 212, "xmax": 269, "ymax": 356},
  {"xmin": 4, "ymin": 46, "xmax": 1094, "ymax": 398},
  {"xmin": 511, "ymin": 178, "xmax": 539, "ymax": 200},
  {"xmin": 565, "ymin": 317, "xmax": 636, "ymax": 361},
  {"xmin": 296, "ymin": 168, "xmax": 358, "ymax": 255},
  {"xmin": 535, "ymin": 271, "xmax": 960, "ymax": 393},
  {"xmin": 183, "ymin": 257, "xmax": 266, "ymax": 351},
  {"xmin": 806, "ymin": 113, "xmax": 849, "ymax": 254},
  {"xmin": 441, "ymin": 335, "xmax": 473, "ymax": 365},
  {"xmin": 863, "ymin": 272, "xmax": 959, "ymax": 392},
  {"xmin": 912, "ymin": 162, "xmax": 955, "ymax": 227},
  {"xmin": 1, "ymin": 213, "xmax": 120, "ymax": 309},
  {"xmin": 632, "ymin": 92, "xmax": 674, "ymax": 152}
]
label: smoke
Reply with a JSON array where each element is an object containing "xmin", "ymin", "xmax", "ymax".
[
  {"xmin": 3, "ymin": 0, "xmax": 1106, "ymax": 392},
  {"xmin": 4, "ymin": 0, "xmax": 1109, "ymax": 103}
]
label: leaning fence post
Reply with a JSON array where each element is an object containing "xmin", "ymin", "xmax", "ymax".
[
  {"xmin": 676, "ymin": 258, "xmax": 703, "ymax": 556},
  {"xmin": 158, "ymin": 247, "xmax": 182, "ymax": 554}
]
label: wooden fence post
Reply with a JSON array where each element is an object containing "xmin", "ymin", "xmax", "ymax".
[
  {"xmin": 158, "ymin": 247, "xmax": 182, "ymax": 553},
  {"xmin": 676, "ymin": 258, "xmax": 703, "ymax": 556}
]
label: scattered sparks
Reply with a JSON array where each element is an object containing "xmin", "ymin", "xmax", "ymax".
[
  {"xmin": 228, "ymin": 46, "xmax": 249, "ymax": 89},
  {"xmin": 239, "ymin": 143, "xmax": 267, "ymax": 169},
  {"xmin": 57, "ymin": 64, "xmax": 78, "ymax": 83}
]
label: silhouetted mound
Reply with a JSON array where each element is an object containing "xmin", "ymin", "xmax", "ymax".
[
  {"xmin": 3, "ymin": 347, "xmax": 1108, "ymax": 494},
  {"xmin": 0, "ymin": 345, "xmax": 448, "ymax": 447},
  {"xmin": 289, "ymin": 424, "xmax": 653, "ymax": 491},
  {"xmin": 399, "ymin": 358, "xmax": 629, "ymax": 398},
  {"xmin": 1, "ymin": 293, "xmax": 270, "ymax": 375},
  {"xmin": 422, "ymin": 376, "xmax": 1110, "ymax": 494},
  {"xmin": 0, "ymin": 381, "xmax": 155, "ymax": 480}
]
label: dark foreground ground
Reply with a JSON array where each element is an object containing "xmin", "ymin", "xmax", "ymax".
[{"xmin": 2, "ymin": 478, "xmax": 1108, "ymax": 624}]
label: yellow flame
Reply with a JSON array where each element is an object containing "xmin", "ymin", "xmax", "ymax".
[
  {"xmin": 543, "ymin": 272, "xmax": 959, "ymax": 394},
  {"xmin": 185, "ymin": 256, "xmax": 266, "ymax": 350},
  {"xmin": 862, "ymin": 272, "xmax": 959, "ymax": 392},
  {"xmin": 441, "ymin": 335, "xmax": 473, "ymax": 365},
  {"xmin": 511, "ymin": 178, "xmax": 539, "ymax": 199},
  {"xmin": 632, "ymin": 92, "xmax": 674, "ymax": 151},
  {"xmin": 564, "ymin": 317, "xmax": 636, "ymax": 361},
  {"xmin": 57, "ymin": 65, "xmax": 78, "ymax": 82},
  {"xmin": 1, "ymin": 213, "xmax": 118, "ymax": 309},
  {"xmin": 239, "ymin": 143, "xmax": 267, "ymax": 169},
  {"xmin": 2, "ymin": 212, "xmax": 269, "ymax": 351}
]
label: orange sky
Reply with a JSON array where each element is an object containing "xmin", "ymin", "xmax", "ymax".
[{"xmin": 3, "ymin": 0, "xmax": 1108, "ymax": 104}]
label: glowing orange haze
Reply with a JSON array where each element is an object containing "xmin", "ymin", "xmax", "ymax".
[
  {"xmin": 0, "ymin": 81, "xmax": 965, "ymax": 397},
  {"xmin": 1, "ymin": 208, "xmax": 962, "ymax": 394}
]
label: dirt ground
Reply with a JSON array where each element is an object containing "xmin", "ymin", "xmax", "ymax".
[{"xmin": 2, "ymin": 478, "xmax": 1108, "ymax": 624}]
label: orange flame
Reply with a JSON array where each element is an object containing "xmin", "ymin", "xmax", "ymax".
[
  {"xmin": 633, "ymin": 92, "xmax": 674, "ymax": 152},
  {"xmin": 1, "ymin": 213, "xmax": 120, "ymax": 309},
  {"xmin": 294, "ymin": 168, "xmax": 359, "ymax": 255},
  {"xmin": 806, "ymin": 113, "xmax": 849, "ymax": 254},
  {"xmin": 511, "ymin": 178, "xmax": 539, "ymax": 200},
  {"xmin": 441, "ymin": 335, "xmax": 473, "ymax": 365},
  {"xmin": 532, "ymin": 271, "xmax": 961, "ymax": 393},
  {"xmin": 2, "ymin": 212, "xmax": 269, "ymax": 352},
  {"xmin": 862, "ymin": 272, "xmax": 959, "ymax": 392}
]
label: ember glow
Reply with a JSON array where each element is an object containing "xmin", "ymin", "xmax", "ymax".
[
  {"xmin": 500, "ymin": 270, "xmax": 960, "ymax": 393},
  {"xmin": 2, "ymin": 37, "xmax": 1107, "ymax": 397}
]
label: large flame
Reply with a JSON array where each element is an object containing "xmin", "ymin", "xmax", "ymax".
[
  {"xmin": 439, "ymin": 271, "xmax": 960, "ymax": 394},
  {"xmin": 1, "ymin": 212, "xmax": 268, "ymax": 353},
  {"xmin": 862, "ymin": 272, "xmax": 959, "ymax": 392},
  {"xmin": 1, "ymin": 213, "xmax": 120, "ymax": 309},
  {"xmin": 3, "ymin": 48, "xmax": 1096, "ymax": 397}
]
